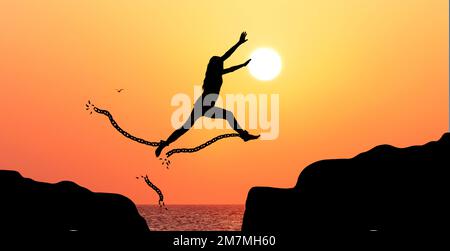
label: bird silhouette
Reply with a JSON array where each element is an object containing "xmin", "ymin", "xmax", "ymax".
[{"xmin": 116, "ymin": 89, "xmax": 124, "ymax": 93}]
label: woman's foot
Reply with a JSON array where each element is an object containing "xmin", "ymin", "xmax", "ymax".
[
  {"xmin": 155, "ymin": 140, "xmax": 168, "ymax": 157},
  {"xmin": 239, "ymin": 130, "xmax": 260, "ymax": 141}
]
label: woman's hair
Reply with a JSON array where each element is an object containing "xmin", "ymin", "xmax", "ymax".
[{"xmin": 203, "ymin": 56, "xmax": 223, "ymax": 90}]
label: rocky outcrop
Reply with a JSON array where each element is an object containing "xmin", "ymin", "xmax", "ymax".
[
  {"xmin": 243, "ymin": 133, "xmax": 449, "ymax": 232},
  {"xmin": 0, "ymin": 170, "xmax": 149, "ymax": 233}
]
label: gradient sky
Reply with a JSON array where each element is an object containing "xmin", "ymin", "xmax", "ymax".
[{"xmin": 1, "ymin": 0, "xmax": 448, "ymax": 204}]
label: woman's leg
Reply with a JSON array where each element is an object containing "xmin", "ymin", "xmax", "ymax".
[
  {"xmin": 165, "ymin": 113, "xmax": 196, "ymax": 144},
  {"xmin": 204, "ymin": 107, "xmax": 259, "ymax": 141},
  {"xmin": 204, "ymin": 106, "xmax": 243, "ymax": 132},
  {"xmin": 155, "ymin": 97, "xmax": 206, "ymax": 157}
]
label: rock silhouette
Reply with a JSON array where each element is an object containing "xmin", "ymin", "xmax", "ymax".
[
  {"xmin": 0, "ymin": 170, "xmax": 149, "ymax": 233},
  {"xmin": 242, "ymin": 133, "xmax": 449, "ymax": 232}
]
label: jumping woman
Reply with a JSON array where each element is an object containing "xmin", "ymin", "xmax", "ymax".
[{"xmin": 155, "ymin": 32, "xmax": 260, "ymax": 157}]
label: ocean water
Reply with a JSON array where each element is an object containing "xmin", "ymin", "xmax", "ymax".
[{"xmin": 137, "ymin": 205, "xmax": 244, "ymax": 231}]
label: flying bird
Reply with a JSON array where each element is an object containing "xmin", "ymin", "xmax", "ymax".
[{"xmin": 116, "ymin": 89, "xmax": 124, "ymax": 93}]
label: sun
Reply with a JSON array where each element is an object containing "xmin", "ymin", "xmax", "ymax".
[{"xmin": 248, "ymin": 48, "xmax": 282, "ymax": 81}]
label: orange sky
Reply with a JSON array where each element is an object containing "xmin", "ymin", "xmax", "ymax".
[{"xmin": 1, "ymin": 0, "xmax": 448, "ymax": 204}]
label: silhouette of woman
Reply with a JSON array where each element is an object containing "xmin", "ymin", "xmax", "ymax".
[{"xmin": 155, "ymin": 32, "xmax": 260, "ymax": 157}]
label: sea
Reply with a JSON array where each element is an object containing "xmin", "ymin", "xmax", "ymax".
[{"xmin": 137, "ymin": 205, "xmax": 244, "ymax": 231}]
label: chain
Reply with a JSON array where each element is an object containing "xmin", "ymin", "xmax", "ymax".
[
  {"xmin": 92, "ymin": 106, "xmax": 160, "ymax": 147},
  {"xmin": 166, "ymin": 133, "xmax": 240, "ymax": 157}
]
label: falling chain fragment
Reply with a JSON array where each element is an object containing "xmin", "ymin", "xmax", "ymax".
[{"xmin": 140, "ymin": 175, "xmax": 167, "ymax": 209}]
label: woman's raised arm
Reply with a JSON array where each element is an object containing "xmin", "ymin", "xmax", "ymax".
[{"xmin": 221, "ymin": 32, "xmax": 248, "ymax": 61}]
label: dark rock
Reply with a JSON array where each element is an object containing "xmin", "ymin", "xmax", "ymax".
[
  {"xmin": 0, "ymin": 170, "xmax": 149, "ymax": 233},
  {"xmin": 242, "ymin": 133, "xmax": 449, "ymax": 232}
]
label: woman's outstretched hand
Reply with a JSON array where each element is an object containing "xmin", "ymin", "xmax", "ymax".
[
  {"xmin": 239, "ymin": 32, "xmax": 248, "ymax": 44},
  {"xmin": 243, "ymin": 59, "xmax": 251, "ymax": 66}
]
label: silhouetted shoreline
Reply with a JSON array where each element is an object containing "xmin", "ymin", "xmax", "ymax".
[
  {"xmin": 1, "ymin": 134, "xmax": 447, "ymax": 236},
  {"xmin": 243, "ymin": 133, "xmax": 449, "ymax": 233},
  {"xmin": 0, "ymin": 170, "xmax": 149, "ymax": 233}
]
